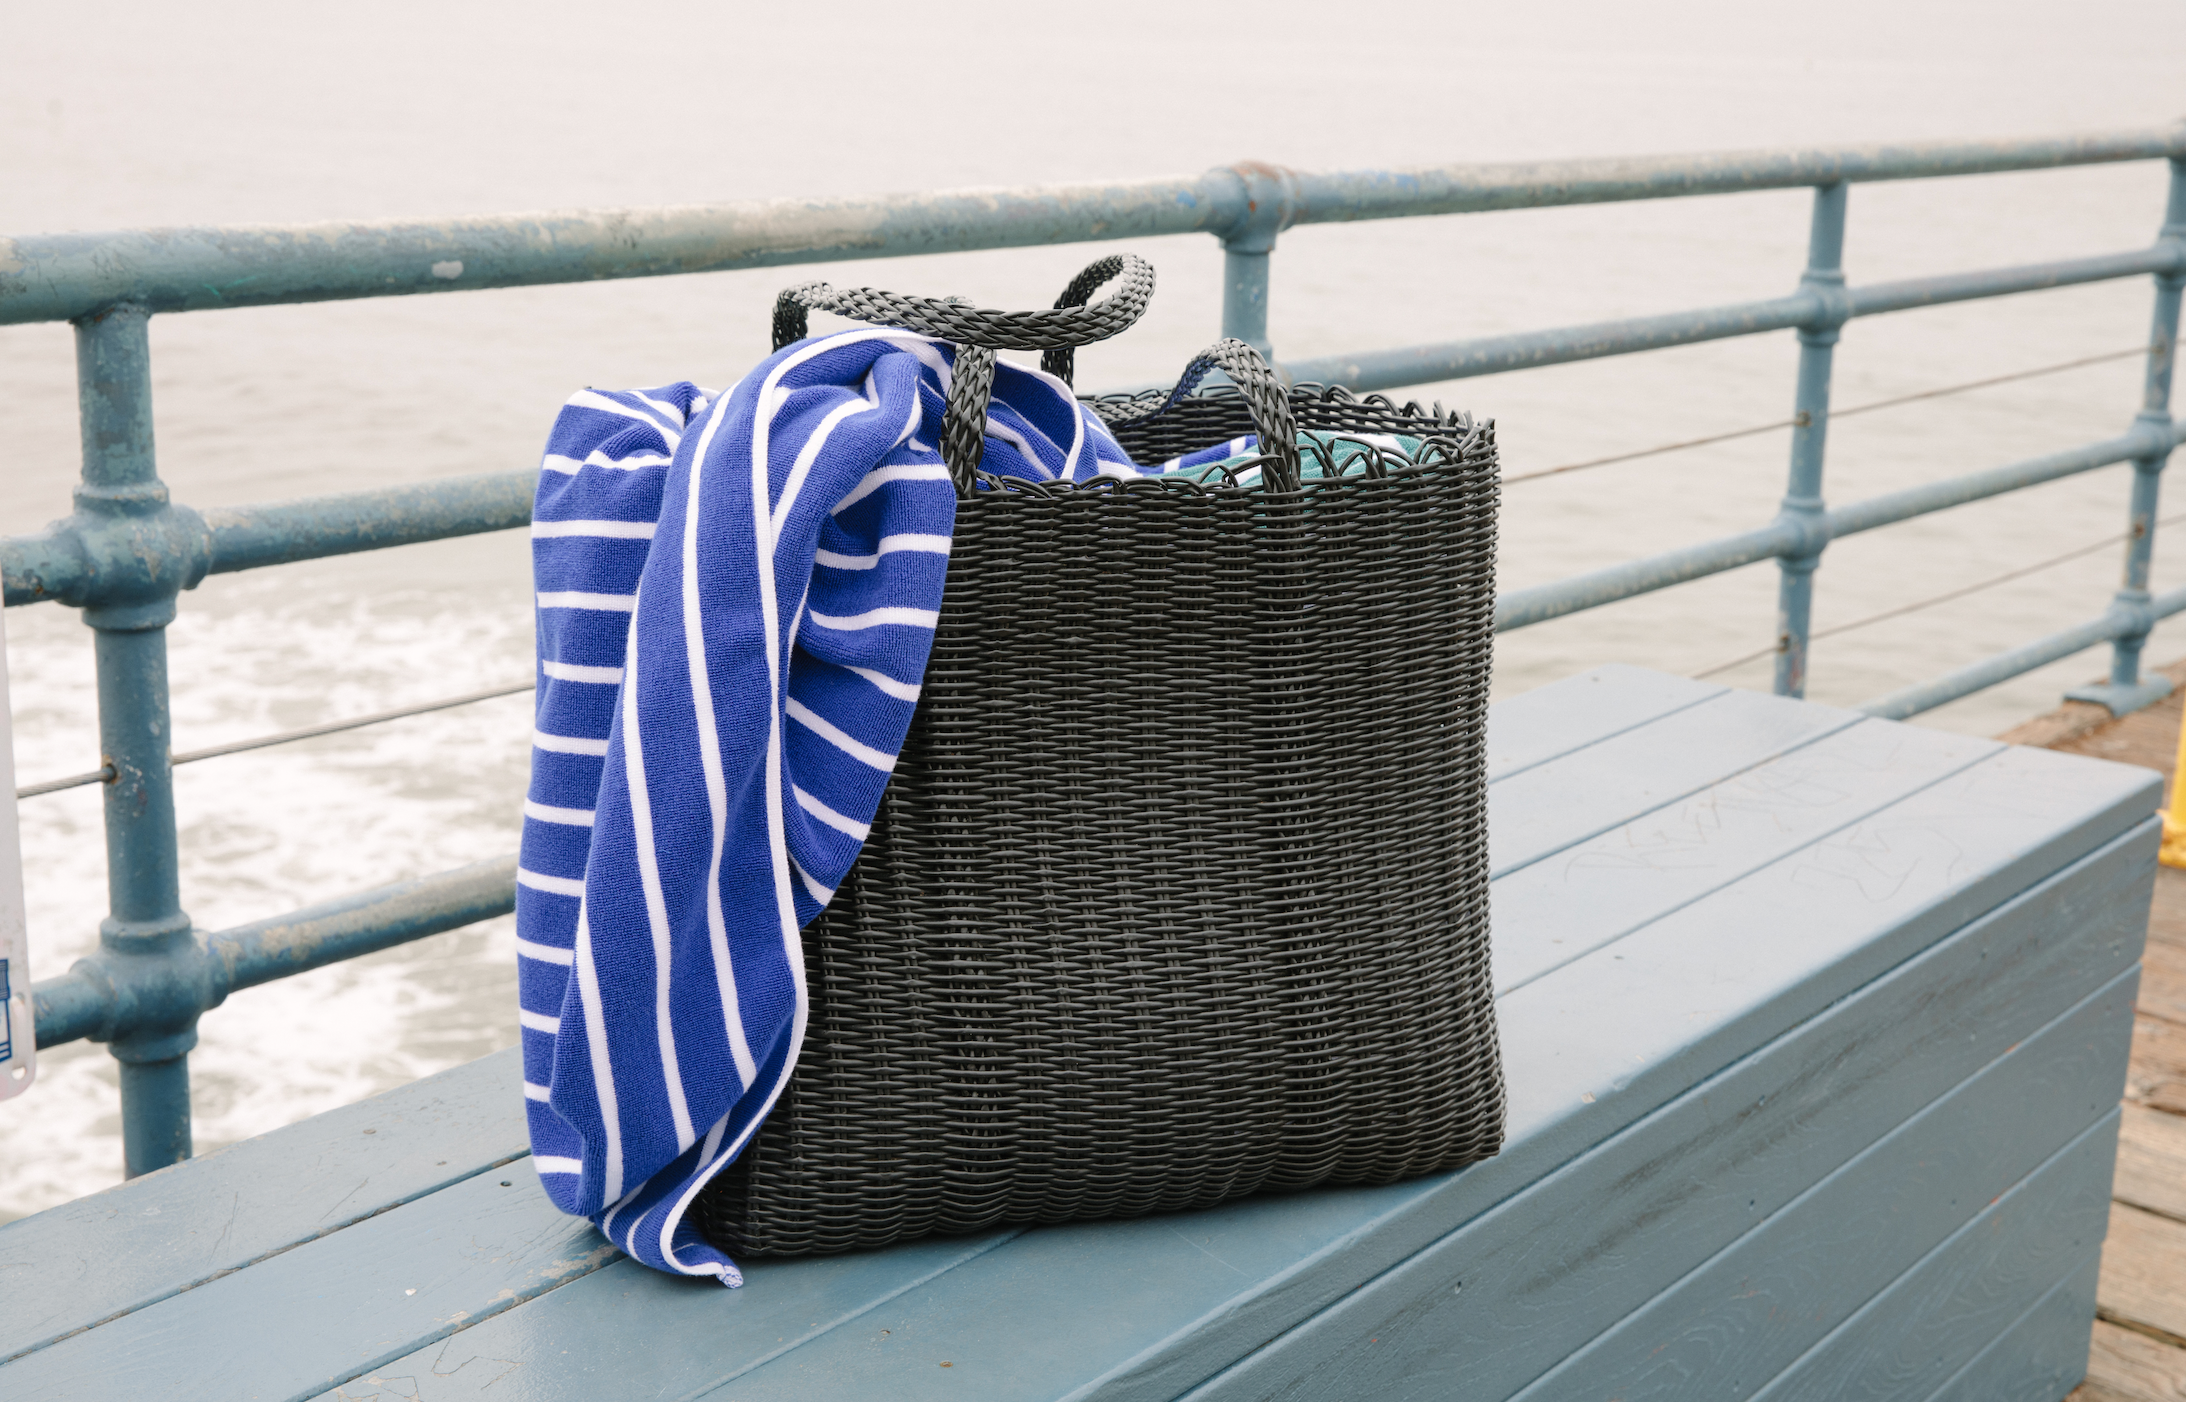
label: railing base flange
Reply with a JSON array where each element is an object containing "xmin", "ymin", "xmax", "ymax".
[{"xmin": 2064, "ymin": 675, "xmax": 2176, "ymax": 717}]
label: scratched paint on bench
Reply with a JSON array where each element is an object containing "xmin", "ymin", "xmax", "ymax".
[
  {"xmin": 0, "ymin": 1046, "xmax": 526, "ymax": 1364},
  {"xmin": 1490, "ymin": 716, "xmax": 1998, "ymax": 994},
  {"xmin": 0, "ymin": 1158, "xmax": 611, "ymax": 1401},
  {"xmin": 1488, "ymin": 688, "xmax": 1862, "ymax": 876}
]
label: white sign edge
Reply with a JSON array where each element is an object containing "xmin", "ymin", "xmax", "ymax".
[{"xmin": 0, "ymin": 606, "xmax": 35, "ymax": 1099}]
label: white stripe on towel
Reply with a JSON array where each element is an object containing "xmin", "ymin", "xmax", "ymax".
[
  {"xmin": 792, "ymin": 784, "xmax": 872, "ymax": 839},
  {"xmin": 524, "ymin": 799, "xmax": 597, "ymax": 827},
  {"xmin": 804, "ymin": 606, "xmax": 939, "ymax": 632},
  {"xmin": 534, "ymin": 518, "xmax": 659, "ymax": 539},
  {"xmin": 542, "ymin": 660, "xmax": 624, "ymax": 684},
  {"xmin": 831, "ymin": 464, "xmax": 953, "ymax": 514},
  {"xmin": 845, "ymin": 665, "xmax": 921, "ymax": 702},
  {"xmin": 814, "ymin": 533, "xmax": 953, "ymax": 570},
  {"xmin": 784, "ymin": 698, "xmax": 898, "ymax": 773},
  {"xmin": 537, "ymin": 591, "xmax": 639, "ymax": 612},
  {"xmin": 517, "ymin": 868, "xmax": 587, "ymax": 898}
]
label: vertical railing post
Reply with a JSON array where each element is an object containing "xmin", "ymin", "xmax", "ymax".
[
  {"xmin": 1771, "ymin": 182, "xmax": 1850, "ymax": 699},
  {"xmin": 1213, "ymin": 164, "xmax": 1299, "ymax": 364},
  {"xmin": 1221, "ymin": 243, "xmax": 1273, "ymax": 361},
  {"xmin": 2066, "ymin": 156, "xmax": 2186, "ymax": 717},
  {"xmin": 73, "ymin": 304, "xmax": 201, "ymax": 1176}
]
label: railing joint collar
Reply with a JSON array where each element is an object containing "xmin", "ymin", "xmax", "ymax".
[
  {"xmin": 2130, "ymin": 408, "xmax": 2178, "ymax": 461},
  {"xmin": 70, "ymin": 913, "xmax": 223, "ymax": 1058},
  {"xmin": 73, "ymin": 480, "xmax": 171, "ymax": 517},
  {"xmin": 1772, "ymin": 496, "xmax": 1832, "ymax": 562},
  {"xmin": 2156, "ymin": 226, "xmax": 2186, "ymax": 282},
  {"xmin": 23, "ymin": 500, "xmax": 213, "ymax": 617},
  {"xmin": 1206, "ymin": 162, "xmax": 1303, "ymax": 254},
  {"xmin": 1796, "ymin": 278, "xmax": 1853, "ymax": 336}
]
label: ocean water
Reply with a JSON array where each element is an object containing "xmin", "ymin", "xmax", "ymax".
[{"xmin": 1, "ymin": 0, "xmax": 2181, "ymax": 1219}]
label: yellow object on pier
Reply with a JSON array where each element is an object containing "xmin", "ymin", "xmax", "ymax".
[{"xmin": 2164, "ymin": 708, "xmax": 2186, "ymax": 869}]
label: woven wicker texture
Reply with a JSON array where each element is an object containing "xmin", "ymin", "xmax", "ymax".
[{"xmin": 694, "ymin": 382, "xmax": 1504, "ymax": 1259}]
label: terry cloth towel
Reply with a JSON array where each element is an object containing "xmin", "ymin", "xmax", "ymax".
[{"xmin": 517, "ymin": 329, "xmax": 1143, "ymax": 1285}]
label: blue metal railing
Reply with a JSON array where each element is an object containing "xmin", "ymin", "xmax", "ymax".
[{"xmin": 5, "ymin": 124, "xmax": 2184, "ymax": 1176}]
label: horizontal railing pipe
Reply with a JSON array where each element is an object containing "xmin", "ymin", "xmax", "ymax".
[
  {"xmin": 0, "ymin": 183, "xmax": 1221, "ymax": 327},
  {"xmin": 1288, "ymin": 247, "xmax": 2182, "ymax": 398},
  {"xmin": 4, "ymin": 471, "xmax": 538, "ymax": 608},
  {"xmin": 28, "ymin": 968, "xmax": 108, "ymax": 1049},
  {"xmin": 4, "ymin": 125, "xmax": 2181, "ymax": 328},
  {"xmin": 32, "ymin": 855, "xmax": 519, "ymax": 1050},
  {"xmin": 1825, "ymin": 426, "xmax": 2180, "ymax": 539},
  {"xmin": 201, "ymin": 472, "xmax": 537, "ymax": 576},
  {"xmin": 1286, "ymin": 295, "xmax": 1819, "ymax": 393},
  {"xmin": 10, "ymin": 422, "xmax": 2176, "ymax": 626},
  {"xmin": 1846, "ymin": 244, "xmax": 2186, "ymax": 318},
  {"xmin": 214, "ymin": 854, "xmax": 517, "ymax": 993},
  {"xmin": 1495, "ymin": 521, "xmax": 1801, "ymax": 631},
  {"xmin": 1493, "ymin": 420, "xmax": 2186, "ymax": 632},
  {"xmin": 1282, "ymin": 126, "xmax": 2186, "ymax": 224},
  {"xmin": 1857, "ymin": 581, "xmax": 2186, "ymax": 720}
]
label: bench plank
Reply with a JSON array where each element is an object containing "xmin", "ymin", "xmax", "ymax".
[
  {"xmin": 326, "ymin": 1231, "xmax": 1028, "ymax": 1402},
  {"xmin": 1501, "ymin": 968, "xmax": 2133, "ymax": 1400},
  {"xmin": 0, "ymin": 1046, "xmax": 525, "ymax": 1364},
  {"xmin": 1490, "ymin": 716, "xmax": 1996, "ymax": 993},
  {"xmin": 0, "ymin": 1156, "xmax": 611, "ymax": 1402},
  {"xmin": 1488, "ymin": 688, "xmax": 1861, "ymax": 877},
  {"xmin": 1922, "ymin": 1257, "xmax": 2101, "ymax": 1402},
  {"xmin": 306, "ymin": 765, "xmax": 2157, "ymax": 1401},
  {"xmin": 1485, "ymin": 665, "xmax": 1723, "ymax": 782},
  {"xmin": 0, "ymin": 658, "xmax": 1712, "ymax": 1365},
  {"xmin": 1749, "ymin": 1112, "xmax": 2119, "ymax": 1402}
]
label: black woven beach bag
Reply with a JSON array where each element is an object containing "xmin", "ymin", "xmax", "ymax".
[{"xmin": 694, "ymin": 257, "xmax": 1504, "ymax": 1258}]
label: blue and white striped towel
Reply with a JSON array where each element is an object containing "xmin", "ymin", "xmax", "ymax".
[{"xmin": 518, "ymin": 328, "xmax": 1143, "ymax": 1284}]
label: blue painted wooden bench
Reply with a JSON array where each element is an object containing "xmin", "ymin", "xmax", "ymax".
[{"xmin": 0, "ymin": 665, "xmax": 2159, "ymax": 1401}]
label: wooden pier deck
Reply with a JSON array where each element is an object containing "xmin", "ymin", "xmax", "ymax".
[{"xmin": 2010, "ymin": 664, "xmax": 2186, "ymax": 1402}]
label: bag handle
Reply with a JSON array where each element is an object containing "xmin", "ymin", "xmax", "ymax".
[
  {"xmin": 1107, "ymin": 340, "xmax": 1303, "ymax": 493},
  {"xmin": 1038, "ymin": 259, "xmax": 1137, "ymax": 388},
  {"xmin": 771, "ymin": 257, "xmax": 1154, "ymax": 494},
  {"xmin": 770, "ymin": 254, "xmax": 1154, "ymax": 358},
  {"xmin": 938, "ymin": 336, "xmax": 1299, "ymax": 495},
  {"xmin": 766, "ymin": 260, "xmax": 1299, "ymax": 494}
]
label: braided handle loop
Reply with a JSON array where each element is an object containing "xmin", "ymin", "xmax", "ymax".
[
  {"xmin": 1107, "ymin": 340, "xmax": 1302, "ymax": 493},
  {"xmin": 1039, "ymin": 256, "xmax": 1139, "ymax": 387},
  {"xmin": 770, "ymin": 256, "xmax": 1157, "ymax": 494},
  {"xmin": 940, "ymin": 346, "xmax": 997, "ymax": 492},
  {"xmin": 770, "ymin": 254, "xmax": 1154, "ymax": 356}
]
